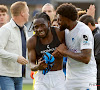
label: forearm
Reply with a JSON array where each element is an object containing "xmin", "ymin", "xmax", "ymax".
[
  {"xmin": 31, "ymin": 65, "xmax": 39, "ymax": 71},
  {"xmin": 64, "ymin": 50, "xmax": 90, "ymax": 64},
  {"xmin": 29, "ymin": 60, "xmax": 47, "ymax": 71},
  {"xmin": 0, "ymin": 49, "xmax": 19, "ymax": 62}
]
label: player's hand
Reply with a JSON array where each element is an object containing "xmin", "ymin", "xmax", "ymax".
[
  {"xmin": 56, "ymin": 43, "xmax": 68, "ymax": 57},
  {"xmin": 38, "ymin": 59, "xmax": 48, "ymax": 70},
  {"xmin": 17, "ymin": 56, "xmax": 28, "ymax": 65},
  {"xmin": 52, "ymin": 49, "xmax": 63, "ymax": 58}
]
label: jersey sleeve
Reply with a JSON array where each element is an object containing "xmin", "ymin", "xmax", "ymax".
[{"xmin": 79, "ymin": 27, "xmax": 93, "ymax": 50}]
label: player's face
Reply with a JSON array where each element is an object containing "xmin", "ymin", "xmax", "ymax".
[
  {"xmin": 33, "ymin": 18, "xmax": 49, "ymax": 38},
  {"xmin": 57, "ymin": 14, "xmax": 70, "ymax": 31}
]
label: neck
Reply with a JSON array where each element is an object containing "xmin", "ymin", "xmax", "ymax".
[
  {"xmin": 91, "ymin": 26, "xmax": 96, "ymax": 31},
  {"xmin": 12, "ymin": 16, "xmax": 25, "ymax": 27},
  {"xmin": 0, "ymin": 23, "xmax": 5, "ymax": 27},
  {"xmin": 69, "ymin": 21, "xmax": 77, "ymax": 30}
]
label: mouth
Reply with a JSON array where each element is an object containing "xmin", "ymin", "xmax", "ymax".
[{"xmin": 38, "ymin": 31, "xmax": 45, "ymax": 36}]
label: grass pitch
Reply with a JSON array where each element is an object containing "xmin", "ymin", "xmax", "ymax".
[{"xmin": 23, "ymin": 84, "xmax": 33, "ymax": 90}]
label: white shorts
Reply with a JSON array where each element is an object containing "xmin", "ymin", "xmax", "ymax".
[
  {"xmin": 66, "ymin": 79, "xmax": 97, "ymax": 90},
  {"xmin": 34, "ymin": 70, "xmax": 66, "ymax": 90}
]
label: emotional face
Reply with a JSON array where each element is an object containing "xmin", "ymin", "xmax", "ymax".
[
  {"xmin": 57, "ymin": 14, "xmax": 70, "ymax": 31},
  {"xmin": 33, "ymin": 18, "xmax": 49, "ymax": 38}
]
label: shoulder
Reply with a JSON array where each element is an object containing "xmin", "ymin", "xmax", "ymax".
[
  {"xmin": 78, "ymin": 21, "xmax": 92, "ymax": 34},
  {"xmin": 54, "ymin": 27, "xmax": 65, "ymax": 35},
  {"xmin": 53, "ymin": 27, "xmax": 65, "ymax": 43},
  {"xmin": 1, "ymin": 19, "xmax": 16, "ymax": 31},
  {"xmin": 94, "ymin": 33, "xmax": 100, "ymax": 39},
  {"xmin": 0, "ymin": 22, "xmax": 11, "ymax": 35},
  {"xmin": 78, "ymin": 21, "xmax": 90, "ymax": 30},
  {"xmin": 27, "ymin": 35, "xmax": 37, "ymax": 49}
]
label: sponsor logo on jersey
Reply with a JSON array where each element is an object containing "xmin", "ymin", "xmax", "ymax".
[
  {"xmin": 83, "ymin": 35, "xmax": 90, "ymax": 45},
  {"xmin": 40, "ymin": 45, "xmax": 56, "ymax": 54}
]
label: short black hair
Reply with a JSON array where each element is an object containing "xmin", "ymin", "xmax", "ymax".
[
  {"xmin": 56, "ymin": 3, "xmax": 78, "ymax": 21},
  {"xmin": 79, "ymin": 14, "xmax": 95, "ymax": 26},
  {"xmin": 33, "ymin": 12, "xmax": 51, "ymax": 22}
]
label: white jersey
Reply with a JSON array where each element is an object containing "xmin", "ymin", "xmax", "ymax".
[{"xmin": 65, "ymin": 21, "xmax": 97, "ymax": 83}]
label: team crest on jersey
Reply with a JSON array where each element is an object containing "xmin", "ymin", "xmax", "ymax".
[{"xmin": 83, "ymin": 35, "xmax": 89, "ymax": 45}]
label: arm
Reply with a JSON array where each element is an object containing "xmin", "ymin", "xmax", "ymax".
[
  {"xmin": 55, "ymin": 43, "xmax": 91, "ymax": 64},
  {"xmin": 0, "ymin": 27, "xmax": 28, "ymax": 65},
  {"xmin": 27, "ymin": 36, "xmax": 48, "ymax": 71},
  {"xmin": 52, "ymin": 28, "xmax": 65, "ymax": 58},
  {"xmin": 0, "ymin": 27, "xmax": 18, "ymax": 62},
  {"xmin": 55, "ymin": 27, "xmax": 65, "ymax": 43}
]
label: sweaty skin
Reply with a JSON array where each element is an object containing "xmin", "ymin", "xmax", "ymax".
[{"xmin": 27, "ymin": 18, "xmax": 65, "ymax": 71}]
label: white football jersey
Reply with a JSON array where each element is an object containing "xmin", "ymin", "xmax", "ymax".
[{"xmin": 65, "ymin": 21, "xmax": 97, "ymax": 83}]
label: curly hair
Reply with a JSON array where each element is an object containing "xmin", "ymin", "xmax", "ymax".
[{"xmin": 56, "ymin": 3, "xmax": 78, "ymax": 21}]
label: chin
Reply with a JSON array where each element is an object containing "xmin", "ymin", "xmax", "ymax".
[
  {"xmin": 39, "ymin": 35, "xmax": 46, "ymax": 38},
  {"xmin": 60, "ymin": 29, "xmax": 65, "ymax": 31},
  {"xmin": 60, "ymin": 27, "xmax": 66, "ymax": 31}
]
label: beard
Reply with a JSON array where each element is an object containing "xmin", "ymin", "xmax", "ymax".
[{"xmin": 60, "ymin": 24, "xmax": 70, "ymax": 31}]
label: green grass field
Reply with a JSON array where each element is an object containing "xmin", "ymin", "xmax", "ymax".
[{"xmin": 23, "ymin": 84, "xmax": 33, "ymax": 90}]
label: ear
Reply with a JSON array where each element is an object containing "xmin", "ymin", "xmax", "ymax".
[
  {"xmin": 87, "ymin": 22, "xmax": 92, "ymax": 30},
  {"xmin": 65, "ymin": 17, "xmax": 71, "ymax": 24},
  {"xmin": 20, "ymin": 10, "xmax": 24, "ymax": 17},
  {"xmin": 88, "ymin": 22, "xmax": 92, "ymax": 27}
]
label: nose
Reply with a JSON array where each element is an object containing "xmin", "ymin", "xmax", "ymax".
[
  {"xmin": 0, "ymin": 15, "xmax": 4, "ymax": 18},
  {"xmin": 36, "ymin": 26, "xmax": 43, "ymax": 32}
]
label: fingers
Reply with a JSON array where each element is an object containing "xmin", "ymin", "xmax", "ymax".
[
  {"xmin": 21, "ymin": 59, "xmax": 28, "ymax": 65},
  {"xmin": 52, "ymin": 49, "xmax": 58, "ymax": 56},
  {"xmin": 40, "ymin": 60, "xmax": 47, "ymax": 66},
  {"xmin": 17, "ymin": 56, "xmax": 28, "ymax": 65},
  {"xmin": 38, "ymin": 60, "xmax": 48, "ymax": 70},
  {"xmin": 38, "ymin": 57, "xmax": 42, "ymax": 62}
]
